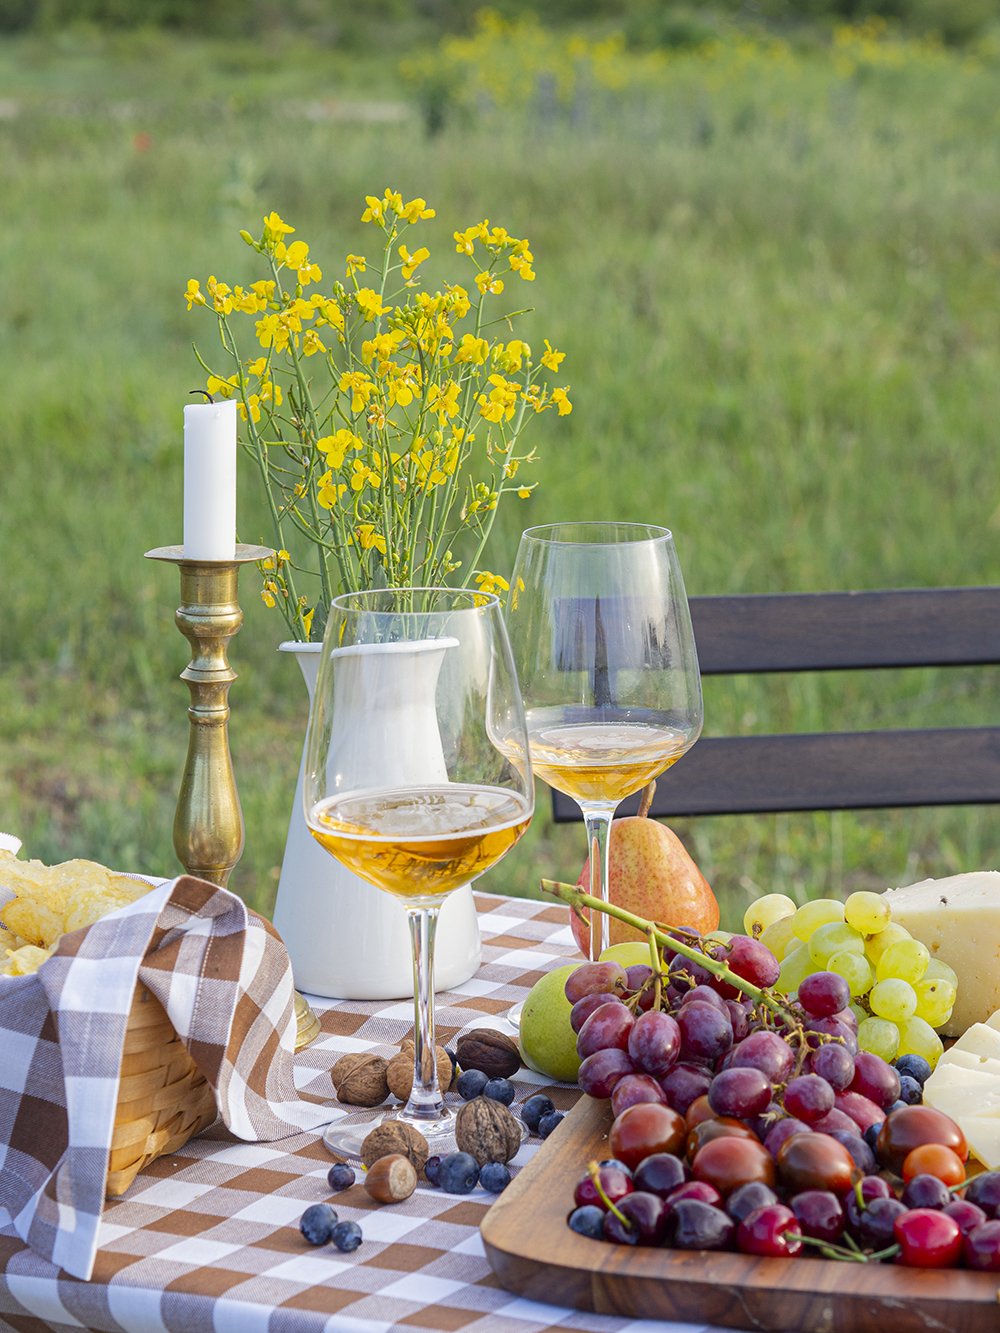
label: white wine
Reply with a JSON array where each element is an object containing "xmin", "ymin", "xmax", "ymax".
[
  {"xmin": 308, "ymin": 784, "xmax": 532, "ymax": 901},
  {"xmin": 520, "ymin": 711, "xmax": 691, "ymax": 804}
]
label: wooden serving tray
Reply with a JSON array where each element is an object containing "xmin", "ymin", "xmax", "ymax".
[{"xmin": 482, "ymin": 1096, "xmax": 1000, "ymax": 1332}]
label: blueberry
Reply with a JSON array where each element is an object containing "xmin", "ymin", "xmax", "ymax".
[
  {"xmin": 457, "ymin": 1069, "xmax": 489, "ymax": 1100},
  {"xmin": 898, "ymin": 1074, "xmax": 923, "ymax": 1106},
  {"xmin": 300, "ymin": 1203, "xmax": 338, "ymax": 1246},
  {"xmin": 479, "ymin": 1161, "xmax": 512, "ymax": 1193},
  {"xmin": 424, "ymin": 1154, "xmax": 442, "ymax": 1187},
  {"xmin": 484, "ymin": 1078, "xmax": 515, "ymax": 1106},
  {"xmin": 598, "ymin": 1158, "xmax": 632, "ymax": 1176},
  {"xmin": 437, "ymin": 1151, "xmax": 480, "ymax": 1195},
  {"xmin": 895, "ymin": 1054, "xmax": 932, "ymax": 1086},
  {"xmin": 331, "ymin": 1220, "xmax": 362, "ymax": 1252},
  {"xmin": 568, "ymin": 1204, "xmax": 605, "ymax": 1239},
  {"xmin": 521, "ymin": 1094, "xmax": 555, "ymax": 1131},
  {"xmin": 327, "ymin": 1164, "xmax": 356, "ymax": 1192},
  {"xmin": 863, "ymin": 1122, "xmax": 881, "ymax": 1153},
  {"xmin": 538, "ymin": 1110, "xmax": 564, "ymax": 1139},
  {"xmin": 887, "ymin": 1100, "xmax": 908, "ymax": 1114}
]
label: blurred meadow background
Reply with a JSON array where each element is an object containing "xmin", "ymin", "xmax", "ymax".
[{"xmin": 4, "ymin": 0, "xmax": 1000, "ymax": 931}]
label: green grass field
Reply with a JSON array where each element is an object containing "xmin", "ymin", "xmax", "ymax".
[{"xmin": 4, "ymin": 19, "xmax": 1000, "ymax": 932}]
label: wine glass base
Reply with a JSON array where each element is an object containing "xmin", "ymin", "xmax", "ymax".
[
  {"xmin": 502, "ymin": 999, "xmax": 524, "ymax": 1032},
  {"xmin": 321, "ymin": 1103, "xmax": 529, "ymax": 1162},
  {"xmin": 322, "ymin": 1105, "xmax": 456, "ymax": 1161}
]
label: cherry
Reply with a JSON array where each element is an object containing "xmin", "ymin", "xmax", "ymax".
[
  {"xmin": 943, "ymin": 1198, "xmax": 987, "ymax": 1237},
  {"xmin": 632, "ymin": 1152, "xmax": 688, "ymax": 1198},
  {"xmin": 791, "ymin": 1190, "xmax": 845, "ymax": 1244},
  {"xmin": 964, "ymin": 1219, "xmax": 1000, "ymax": 1271},
  {"xmin": 666, "ymin": 1198, "xmax": 735, "ymax": 1251},
  {"xmin": 664, "ymin": 1180, "xmax": 721, "ymax": 1208},
  {"xmin": 965, "ymin": 1172, "xmax": 1000, "ymax": 1219},
  {"xmin": 900, "ymin": 1174, "xmax": 950, "ymax": 1211},
  {"xmin": 603, "ymin": 1191, "xmax": 667, "ymax": 1246},
  {"xmin": 608, "ymin": 1102, "xmax": 686, "ymax": 1171},
  {"xmin": 894, "ymin": 1208, "xmax": 962, "ymax": 1268},
  {"xmin": 857, "ymin": 1197, "xmax": 906, "ymax": 1249},
  {"xmin": 737, "ymin": 1204, "xmax": 803, "ymax": 1257},
  {"xmin": 725, "ymin": 1181, "xmax": 779, "ymax": 1224},
  {"xmin": 573, "ymin": 1166, "xmax": 633, "ymax": 1212},
  {"xmin": 692, "ymin": 1135, "xmax": 776, "ymax": 1199},
  {"xmin": 685, "ymin": 1095, "xmax": 718, "ymax": 1130}
]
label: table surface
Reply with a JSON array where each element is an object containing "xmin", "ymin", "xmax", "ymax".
[{"xmin": 0, "ymin": 892, "xmax": 739, "ymax": 1333}]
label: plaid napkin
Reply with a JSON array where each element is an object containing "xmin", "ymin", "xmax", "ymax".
[{"xmin": 0, "ymin": 867, "xmax": 335, "ymax": 1283}]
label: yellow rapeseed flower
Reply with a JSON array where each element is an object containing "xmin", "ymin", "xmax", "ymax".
[
  {"xmin": 263, "ymin": 211, "xmax": 295, "ymax": 244},
  {"xmin": 541, "ymin": 340, "xmax": 565, "ymax": 371},
  {"xmin": 302, "ymin": 329, "xmax": 325, "ymax": 356},
  {"xmin": 317, "ymin": 429, "xmax": 364, "ymax": 468},
  {"xmin": 402, "ymin": 197, "xmax": 435, "ymax": 222},
  {"xmin": 355, "ymin": 288, "xmax": 392, "ymax": 322},
  {"xmin": 551, "ymin": 386, "xmax": 573, "ymax": 415},
  {"xmin": 475, "ymin": 571, "xmax": 510, "ymax": 595},
  {"xmin": 339, "ymin": 370, "xmax": 376, "ymax": 413},
  {"xmin": 356, "ymin": 523, "xmax": 388, "ymax": 555},
  {"xmin": 185, "ymin": 279, "xmax": 206, "ymax": 309},
  {"xmin": 476, "ymin": 272, "xmax": 504, "ymax": 296},
  {"xmin": 454, "ymin": 333, "xmax": 489, "ymax": 365},
  {"xmin": 399, "ymin": 244, "xmax": 430, "ymax": 282},
  {"xmin": 346, "ymin": 254, "xmax": 367, "ymax": 276}
]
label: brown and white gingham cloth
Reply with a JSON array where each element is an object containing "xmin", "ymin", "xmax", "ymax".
[
  {"xmin": 0, "ymin": 891, "xmax": 744, "ymax": 1333},
  {"xmin": 0, "ymin": 871, "xmax": 336, "ymax": 1284}
]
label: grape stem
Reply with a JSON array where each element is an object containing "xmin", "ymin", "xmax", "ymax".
[{"xmin": 541, "ymin": 880, "xmax": 797, "ymax": 1024}]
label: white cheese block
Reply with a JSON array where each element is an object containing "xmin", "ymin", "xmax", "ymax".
[
  {"xmin": 923, "ymin": 1082, "xmax": 1000, "ymax": 1119},
  {"xmin": 959, "ymin": 1116, "xmax": 1000, "ymax": 1170},
  {"xmin": 939, "ymin": 1047, "xmax": 1000, "ymax": 1078},
  {"xmin": 882, "ymin": 872, "xmax": 1000, "ymax": 1035},
  {"xmin": 951, "ymin": 1023, "xmax": 1000, "ymax": 1062}
]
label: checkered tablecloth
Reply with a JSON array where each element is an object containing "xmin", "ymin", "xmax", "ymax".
[{"xmin": 0, "ymin": 892, "xmax": 738, "ymax": 1333}]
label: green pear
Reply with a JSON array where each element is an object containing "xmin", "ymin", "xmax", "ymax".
[
  {"xmin": 518, "ymin": 963, "xmax": 582, "ymax": 1083},
  {"xmin": 600, "ymin": 942, "xmax": 653, "ymax": 967}
]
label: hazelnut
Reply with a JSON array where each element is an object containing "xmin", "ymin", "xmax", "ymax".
[
  {"xmin": 364, "ymin": 1153, "xmax": 417, "ymax": 1204},
  {"xmin": 387, "ymin": 1042, "xmax": 455, "ymax": 1101},
  {"xmin": 331, "ymin": 1053, "xmax": 389, "ymax": 1107},
  {"xmin": 455, "ymin": 1029, "xmax": 521, "ymax": 1080}
]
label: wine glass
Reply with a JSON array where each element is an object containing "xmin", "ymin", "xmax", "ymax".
[
  {"xmin": 304, "ymin": 588, "xmax": 533, "ymax": 1155},
  {"xmin": 505, "ymin": 522, "xmax": 702, "ymax": 978}
]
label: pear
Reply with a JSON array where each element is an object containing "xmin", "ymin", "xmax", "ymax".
[
  {"xmin": 518, "ymin": 963, "xmax": 582, "ymax": 1083},
  {"xmin": 571, "ymin": 783, "xmax": 718, "ymax": 956}
]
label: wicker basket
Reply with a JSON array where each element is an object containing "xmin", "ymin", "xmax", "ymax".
[{"xmin": 106, "ymin": 984, "xmax": 218, "ymax": 1197}]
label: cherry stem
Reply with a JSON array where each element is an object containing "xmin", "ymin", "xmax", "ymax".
[
  {"xmin": 797, "ymin": 1234, "xmax": 869, "ymax": 1263},
  {"xmin": 542, "ymin": 880, "xmax": 796, "ymax": 1023},
  {"xmin": 587, "ymin": 1160, "xmax": 629, "ymax": 1228}
]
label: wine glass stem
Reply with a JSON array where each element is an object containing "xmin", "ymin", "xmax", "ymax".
[
  {"xmin": 404, "ymin": 904, "xmax": 444, "ymax": 1120},
  {"xmin": 583, "ymin": 806, "xmax": 614, "ymax": 962}
]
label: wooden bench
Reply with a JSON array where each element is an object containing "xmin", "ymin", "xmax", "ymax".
[{"xmin": 550, "ymin": 586, "xmax": 1000, "ymax": 823}]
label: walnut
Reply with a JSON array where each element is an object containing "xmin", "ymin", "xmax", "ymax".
[
  {"xmin": 361, "ymin": 1121, "xmax": 429, "ymax": 1177},
  {"xmin": 455, "ymin": 1095, "xmax": 522, "ymax": 1166},
  {"xmin": 331, "ymin": 1053, "xmax": 389, "ymax": 1107},
  {"xmin": 387, "ymin": 1041, "xmax": 455, "ymax": 1101},
  {"xmin": 455, "ymin": 1029, "xmax": 521, "ymax": 1080}
]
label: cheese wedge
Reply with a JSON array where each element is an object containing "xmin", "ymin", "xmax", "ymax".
[
  {"xmin": 951, "ymin": 1023, "xmax": 1000, "ymax": 1062},
  {"xmin": 938, "ymin": 1048, "xmax": 1000, "ymax": 1078},
  {"xmin": 882, "ymin": 873, "xmax": 1000, "ymax": 1035},
  {"xmin": 959, "ymin": 1116, "xmax": 1000, "ymax": 1170}
]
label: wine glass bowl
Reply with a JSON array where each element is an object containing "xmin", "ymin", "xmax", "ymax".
[
  {"xmin": 304, "ymin": 589, "xmax": 533, "ymax": 1151},
  {"xmin": 506, "ymin": 522, "xmax": 702, "ymax": 961}
]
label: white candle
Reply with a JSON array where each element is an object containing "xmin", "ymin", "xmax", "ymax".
[{"xmin": 183, "ymin": 399, "xmax": 237, "ymax": 560}]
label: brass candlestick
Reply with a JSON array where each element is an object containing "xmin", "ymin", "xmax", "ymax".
[{"xmin": 146, "ymin": 543, "xmax": 320, "ymax": 1051}]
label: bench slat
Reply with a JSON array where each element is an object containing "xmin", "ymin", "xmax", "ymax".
[
  {"xmin": 549, "ymin": 726, "xmax": 1000, "ymax": 819},
  {"xmin": 690, "ymin": 587, "xmax": 1000, "ymax": 675}
]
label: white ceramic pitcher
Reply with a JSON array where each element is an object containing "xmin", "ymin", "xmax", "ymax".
[{"xmin": 270, "ymin": 641, "xmax": 482, "ymax": 999}]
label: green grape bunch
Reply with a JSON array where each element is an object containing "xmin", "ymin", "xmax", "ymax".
[{"xmin": 744, "ymin": 890, "xmax": 954, "ymax": 1070}]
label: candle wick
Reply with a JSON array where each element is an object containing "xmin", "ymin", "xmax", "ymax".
[{"xmin": 189, "ymin": 390, "xmax": 216, "ymax": 404}]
